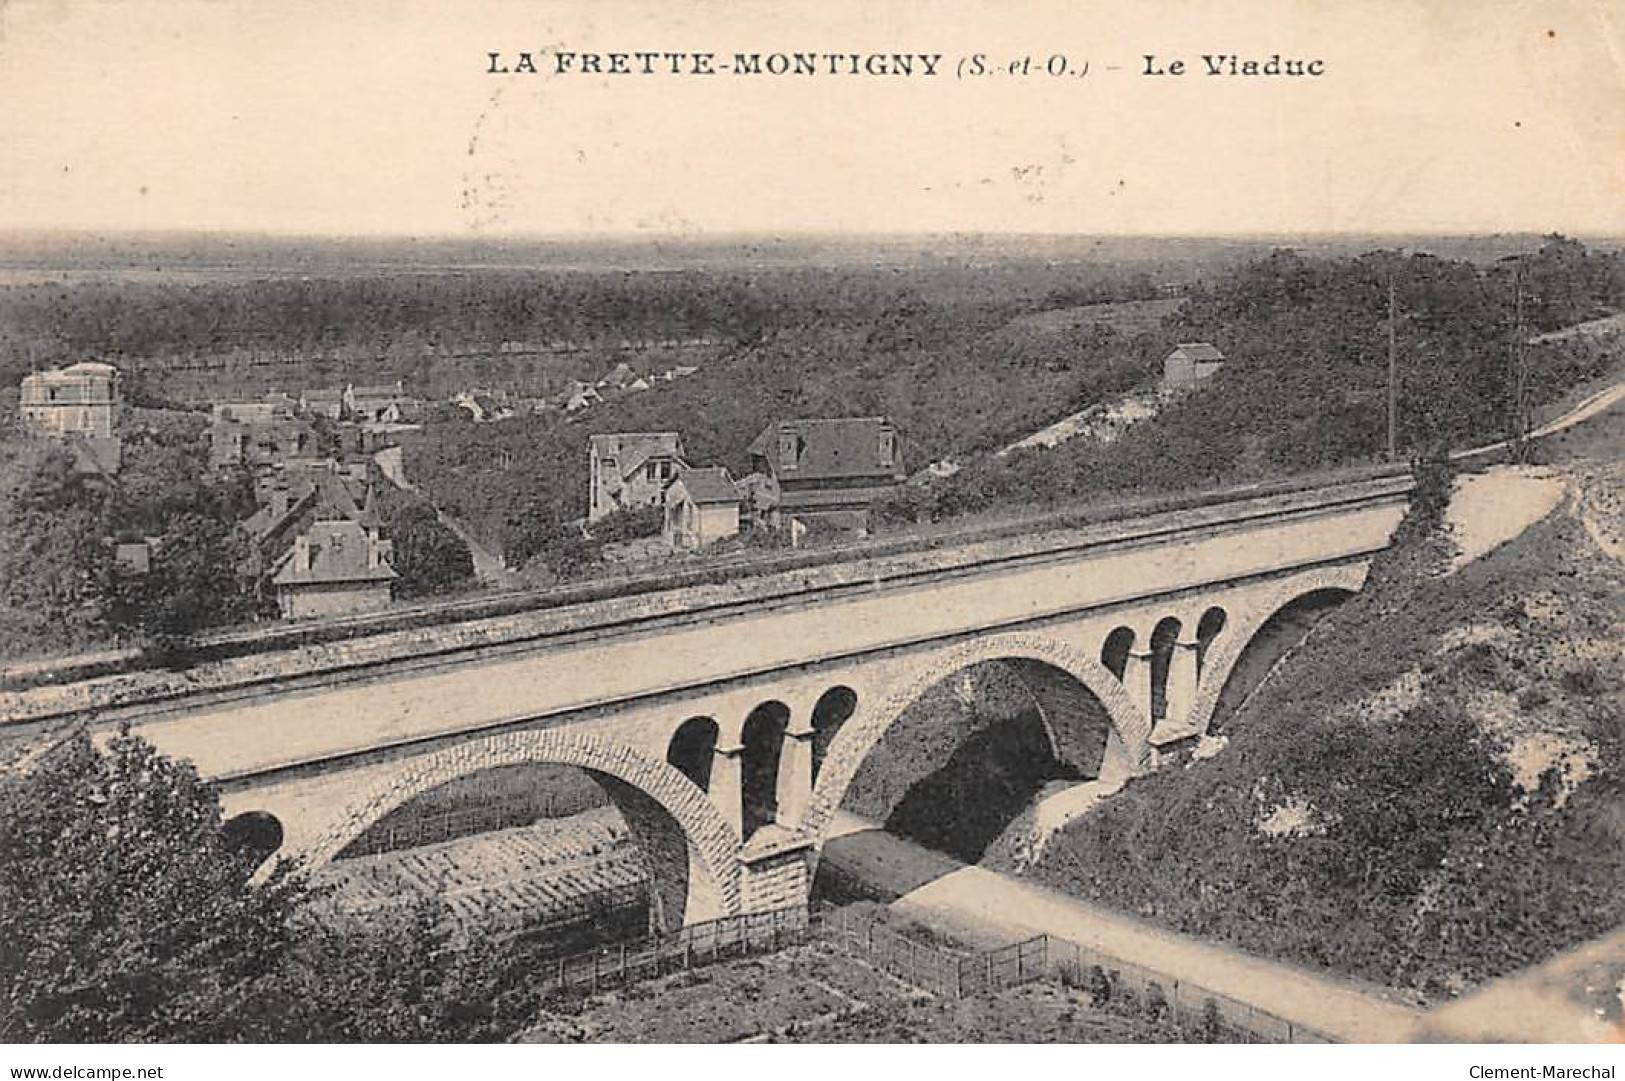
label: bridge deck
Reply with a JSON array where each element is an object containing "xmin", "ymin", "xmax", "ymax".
[{"xmin": 3, "ymin": 473, "xmax": 1411, "ymax": 795}]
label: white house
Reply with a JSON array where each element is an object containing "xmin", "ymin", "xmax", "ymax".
[{"xmin": 664, "ymin": 467, "xmax": 741, "ymax": 550}]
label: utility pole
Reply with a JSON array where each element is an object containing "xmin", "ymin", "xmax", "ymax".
[
  {"xmin": 1513, "ymin": 259, "xmax": 1528, "ymax": 462},
  {"xmin": 1495, "ymin": 251, "xmax": 1532, "ymax": 463},
  {"xmin": 1386, "ymin": 264, "xmax": 1398, "ymax": 461}
]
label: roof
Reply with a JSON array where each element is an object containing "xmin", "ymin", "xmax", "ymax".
[
  {"xmin": 673, "ymin": 467, "xmax": 739, "ymax": 505},
  {"xmin": 748, "ymin": 417, "xmax": 904, "ymax": 482},
  {"xmin": 304, "ymin": 388, "xmax": 345, "ymax": 401},
  {"xmin": 596, "ymin": 362, "xmax": 640, "ymax": 387},
  {"xmin": 1168, "ymin": 342, "xmax": 1225, "ymax": 362},
  {"xmin": 591, "ymin": 432, "xmax": 684, "ymax": 477},
  {"xmin": 26, "ymin": 362, "xmax": 118, "ymax": 383},
  {"xmin": 271, "ymin": 520, "xmax": 396, "ymax": 587}
]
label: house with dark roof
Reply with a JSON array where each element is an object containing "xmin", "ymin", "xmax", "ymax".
[
  {"xmin": 560, "ymin": 381, "xmax": 603, "ymax": 414},
  {"xmin": 588, "ymin": 432, "xmax": 687, "ymax": 522},
  {"xmin": 746, "ymin": 416, "xmax": 905, "ymax": 533},
  {"xmin": 269, "ymin": 518, "xmax": 396, "ymax": 619},
  {"xmin": 1163, "ymin": 342, "xmax": 1226, "ymax": 390},
  {"xmin": 595, "ymin": 362, "xmax": 643, "ymax": 391},
  {"xmin": 344, "ymin": 381, "xmax": 422, "ymax": 423},
  {"xmin": 209, "ymin": 412, "xmax": 317, "ymax": 470},
  {"xmin": 300, "ymin": 388, "xmax": 346, "ymax": 420},
  {"xmin": 663, "ymin": 467, "xmax": 741, "ymax": 550}
]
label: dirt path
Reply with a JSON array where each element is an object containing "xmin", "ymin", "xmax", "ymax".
[{"xmin": 821, "ymin": 813, "xmax": 1423, "ymax": 1042}]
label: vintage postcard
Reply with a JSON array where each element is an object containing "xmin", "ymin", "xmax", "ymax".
[{"xmin": 0, "ymin": 0, "xmax": 1621, "ymax": 1070}]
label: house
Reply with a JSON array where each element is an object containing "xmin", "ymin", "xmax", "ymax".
[
  {"xmin": 561, "ymin": 382, "xmax": 604, "ymax": 414},
  {"xmin": 269, "ymin": 518, "xmax": 397, "ymax": 619},
  {"xmin": 1163, "ymin": 342, "xmax": 1226, "ymax": 390},
  {"xmin": 450, "ymin": 390, "xmax": 511, "ymax": 424},
  {"xmin": 595, "ymin": 362, "xmax": 643, "ymax": 392},
  {"xmin": 263, "ymin": 391, "xmax": 301, "ymax": 416},
  {"xmin": 663, "ymin": 467, "xmax": 741, "ymax": 550},
  {"xmin": 114, "ymin": 541, "xmax": 152, "ymax": 575},
  {"xmin": 746, "ymin": 416, "xmax": 905, "ymax": 533},
  {"xmin": 209, "ymin": 413, "xmax": 317, "ymax": 470},
  {"xmin": 301, "ymin": 388, "xmax": 346, "ymax": 420},
  {"xmin": 242, "ymin": 458, "xmax": 375, "ymax": 579},
  {"xmin": 588, "ymin": 431, "xmax": 686, "ymax": 522},
  {"xmin": 20, "ymin": 362, "xmax": 120, "ymax": 439},
  {"xmin": 212, "ymin": 400, "xmax": 284, "ymax": 425},
  {"xmin": 345, "ymin": 381, "xmax": 420, "ymax": 423}
]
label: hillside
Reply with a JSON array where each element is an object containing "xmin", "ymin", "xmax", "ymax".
[
  {"xmin": 404, "ymin": 238, "xmax": 1622, "ymax": 570},
  {"xmin": 1021, "ymin": 431, "xmax": 1625, "ymax": 1003}
]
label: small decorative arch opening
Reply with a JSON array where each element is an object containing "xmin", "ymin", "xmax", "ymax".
[
  {"xmin": 810, "ymin": 686, "xmax": 858, "ymax": 783},
  {"xmin": 1195, "ymin": 606, "xmax": 1228, "ymax": 674},
  {"xmin": 221, "ymin": 811, "xmax": 284, "ymax": 872},
  {"xmin": 742, "ymin": 700, "xmax": 790, "ymax": 841},
  {"xmin": 667, "ymin": 716, "xmax": 720, "ymax": 792},
  {"xmin": 1148, "ymin": 617, "xmax": 1183, "ymax": 720},
  {"xmin": 1101, "ymin": 626, "xmax": 1136, "ymax": 680}
]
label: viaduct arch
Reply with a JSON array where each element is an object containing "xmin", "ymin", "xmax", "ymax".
[
  {"xmin": 799, "ymin": 632, "xmax": 1150, "ymax": 845},
  {"xmin": 284, "ymin": 729, "xmax": 742, "ymax": 926},
  {"xmin": 1183, "ymin": 565, "xmax": 1368, "ymax": 738}
]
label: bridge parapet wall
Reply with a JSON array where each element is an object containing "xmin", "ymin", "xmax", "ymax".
[{"xmin": 0, "ymin": 474, "xmax": 1413, "ymax": 732}]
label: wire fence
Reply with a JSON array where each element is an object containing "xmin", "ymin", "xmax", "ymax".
[
  {"xmin": 534, "ymin": 904, "xmax": 813, "ymax": 1000},
  {"xmin": 1045, "ymin": 936, "xmax": 1335, "ymax": 1044},
  {"xmin": 812, "ymin": 904, "xmax": 1049, "ymax": 999},
  {"xmin": 810, "ymin": 904, "xmax": 1331, "ymax": 1042},
  {"xmin": 333, "ymin": 885, "xmax": 1337, "ymax": 1043}
]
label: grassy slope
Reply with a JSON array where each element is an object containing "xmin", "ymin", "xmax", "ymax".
[{"xmin": 1026, "ymin": 441, "xmax": 1624, "ymax": 1003}]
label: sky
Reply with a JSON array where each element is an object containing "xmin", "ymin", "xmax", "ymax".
[{"xmin": 0, "ymin": 0, "xmax": 1621, "ymax": 239}]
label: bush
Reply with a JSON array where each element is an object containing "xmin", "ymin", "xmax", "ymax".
[
  {"xmin": 1143, "ymin": 981, "xmax": 1169, "ymax": 1023},
  {"xmin": 1086, "ymin": 965, "xmax": 1112, "ymax": 1008},
  {"xmin": 1197, "ymin": 998, "xmax": 1225, "ymax": 1043}
]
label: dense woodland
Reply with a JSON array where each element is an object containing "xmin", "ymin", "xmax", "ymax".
[
  {"xmin": 0, "ymin": 407, "xmax": 263, "ymax": 657},
  {"xmin": 0, "ymin": 407, "xmax": 472, "ymax": 660},
  {"xmin": 402, "ymin": 236, "xmax": 1623, "ymax": 568}
]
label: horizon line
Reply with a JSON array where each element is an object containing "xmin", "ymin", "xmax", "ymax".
[{"xmin": 2, "ymin": 226, "xmax": 1621, "ymax": 246}]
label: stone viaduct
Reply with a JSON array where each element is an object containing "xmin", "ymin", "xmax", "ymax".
[{"xmin": 2, "ymin": 473, "xmax": 1414, "ymax": 929}]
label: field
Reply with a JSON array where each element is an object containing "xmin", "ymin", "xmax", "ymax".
[
  {"xmin": 1006, "ymin": 297, "xmax": 1183, "ymax": 336},
  {"xmin": 519, "ymin": 939, "xmax": 1173, "ymax": 1043}
]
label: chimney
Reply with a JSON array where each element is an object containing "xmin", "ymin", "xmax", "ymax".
[{"xmin": 293, "ymin": 532, "xmax": 312, "ymax": 572}]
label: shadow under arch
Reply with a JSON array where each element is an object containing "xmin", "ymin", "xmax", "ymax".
[
  {"xmin": 1186, "ymin": 565, "xmax": 1368, "ymax": 737},
  {"xmin": 799, "ymin": 631, "xmax": 1150, "ymax": 846},
  {"xmin": 667, "ymin": 716, "xmax": 720, "ymax": 791},
  {"xmin": 289, "ymin": 729, "xmax": 742, "ymax": 926},
  {"xmin": 222, "ymin": 810, "xmax": 284, "ymax": 872}
]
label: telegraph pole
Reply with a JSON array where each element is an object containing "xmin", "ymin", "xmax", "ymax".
[
  {"xmin": 1386, "ymin": 265, "xmax": 1398, "ymax": 461},
  {"xmin": 1512, "ymin": 259, "xmax": 1528, "ymax": 462}
]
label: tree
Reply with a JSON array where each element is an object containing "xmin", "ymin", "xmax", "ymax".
[
  {"xmin": 0, "ymin": 446, "xmax": 117, "ymax": 656},
  {"xmin": 0, "ymin": 729, "xmax": 309, "ymax": 1042}
]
